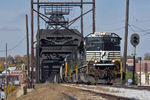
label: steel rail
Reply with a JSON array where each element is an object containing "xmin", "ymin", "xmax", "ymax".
[
  {"xmin": 110, "ymin": 85, "xmax": 150, "ymax": 91},
  {"xmin": 62, "ymin": 84, "xmax": 137, "ymax": 100},
  {"xmin": 81, "ymin": 89, "xmax": 137, "ymax": 100},
  {"xmin": 62, "ymin": 93, "xmax": 77, "ymax": 100}
]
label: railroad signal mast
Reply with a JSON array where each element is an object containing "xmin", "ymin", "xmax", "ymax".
[
  {"xmin": 30, "ymin": 0, "xmax": 96, "ymax": 83},
  {"xmin": 130, "ymin": 33, "xmax": 140, "ymax": 85}
]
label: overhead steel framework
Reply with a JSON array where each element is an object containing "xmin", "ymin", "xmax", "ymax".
[{"xmin": 30, "ymin": 0, "xmax": 96, "ymax": 83}]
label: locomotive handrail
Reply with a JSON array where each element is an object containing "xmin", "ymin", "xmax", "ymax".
[
  {"xmin": 65, "ymin": 62, "xmax": 68, "ymax": 78},
  {"xmin": 115, "ymin": 55, "xmax": 123, "ymax": 80},
  {"xmin": 86, "ymin": 54, "xmax": 96, "ymax": 74}
]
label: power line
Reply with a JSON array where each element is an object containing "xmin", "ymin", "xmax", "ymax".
[
  {"xmin": 102, "ymin": 26, "xmax": 125, "ymax": 32},
  {"xmin": 133, "ymin": 19, "xmax": 150, "ymax": 24},
  {"xmin": 128, "ymin": 24, "xmax": 136, "ymax": 33},
  {"xmin": 0, "ymin": 36, "xmax": 26, "ymax": 52},
  {"xmin": 128, "ymin": 24, "xmax": 150, "ymax": 36},
  {"xmin": 130, "ymin": 24, "xmax": 150, "ymax": 32},
  {"xmin": 141, "ymin": 32, "xmax": 150, "ymax": 36}
]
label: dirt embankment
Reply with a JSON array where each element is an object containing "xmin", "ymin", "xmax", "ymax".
[{"xmin": 7, "ymin": 83, "xmax": 107, "ymax": 100}]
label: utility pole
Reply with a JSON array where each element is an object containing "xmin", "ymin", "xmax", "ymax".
[
  {"xmin": 93, "ymin": 0, "xmax": 96, "ymax": 33},
  {"xmin": 81, "ymin": 0, "xmax": 83, "ymax": 36},
  {"xmin": 36, "ymin": 0, "xmax": 40, "ymax": 83},
  {"xmin": 37, "ymin": 0, "xmax": 40, "ymax": 30},
  {"xmin": 26, "ymin": 14, "xmax": 30, "ymax": 78},
  {"xmin": 5, "ymin": 43, "xmax": 7, "ymax": 99},
  {"xmin": 123, "ymin": 0, "xmax": 129, "ymax": 83},
  {"xmin": 31, "ymin": 0, "xmax": 34, "ymax": 86}
]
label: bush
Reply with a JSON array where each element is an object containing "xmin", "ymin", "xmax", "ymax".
[
  {"xmin": 4, "ymin": 84, "xmax": 16, "ymax": 94},
  {"xmin": 126, "ymin": 69, "xmax": 138, "ymax": 84}
]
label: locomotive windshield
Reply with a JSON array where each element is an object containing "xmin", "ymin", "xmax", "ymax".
[{"xmin": 86, "ymin": 36, "xmax": 121, "ymax": 51}]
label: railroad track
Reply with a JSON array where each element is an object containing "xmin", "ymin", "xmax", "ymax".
[
  {"xmin": 46, "ymin": 83, "xmax": 150, "ymax": 100},
  {"xmin": 80, "ymin": 88, "xmax": 137, "ymax": 100},
  {"xmin": 61, "ymin": 84, "xmax": 139, "ymax": 100},
  {"xmin": 49, "ymin": 85, "xmax": 77, "ymax": 100},
  {"xmin": 62, "ymin": 93, "xmax": 77, "ymax": 100},
  {"xmin": 61, "ymin": 85, "xmax": 135, "ymax": 100},
  {"xmin": 110, "ymin": 85, "xmax": 150, "ymax": 91},
  {"xmin": 84, "ymin": 83, "xmax": 150, "ymax": 91},
  {"xmin": 63, "ymin": 83, "xmax": 150, "ymax": 91}
]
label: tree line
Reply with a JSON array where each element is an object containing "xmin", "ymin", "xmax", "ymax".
[{"xmin": 0, "ymin": 54, "xmax": 31, "ymax": 72}]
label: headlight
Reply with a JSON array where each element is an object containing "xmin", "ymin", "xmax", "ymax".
[
  {"xmin": 94, "ymin": 60, "xmax": 98, "ymax": 63},
  {"xmin": 112, "ymin": 59, "xmax": 115, "ymax": 63},
  {"xmin": 100, "ymin": 32, "xmax": 106, "ymax": 36}
]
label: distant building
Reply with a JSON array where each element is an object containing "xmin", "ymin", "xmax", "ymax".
[
  {"xmin": 0, "ymin": 67, "xmax": 23, "ymax": 86},
  {"xmin": 2, "ymin": 67, "xmax": 18, "ymax": 75},
  {"xmin": 136, "ymin": 60, "xmax": 150, "ymax": 73},
  {"xmin": 127, "ymin": 59, "xmax": 150, "ymax": 86}
]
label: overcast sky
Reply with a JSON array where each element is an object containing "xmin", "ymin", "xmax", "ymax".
[{"xmin": 0, "ymin": 0, "xmax": 150, "ymax": 58}]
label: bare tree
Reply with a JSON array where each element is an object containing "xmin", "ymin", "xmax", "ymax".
[{"xmin": 144, "ymin": 53, "xmax": 150, "ymax": 60}]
